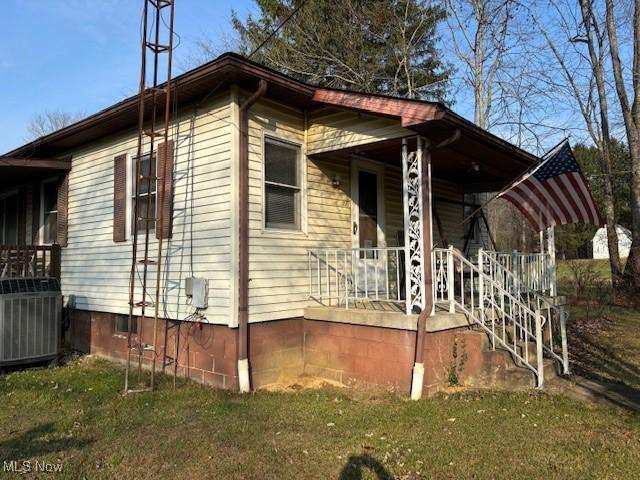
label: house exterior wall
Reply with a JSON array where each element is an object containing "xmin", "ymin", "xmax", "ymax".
[
  {"xmin": 3, "ymin": 90, "xmax": 469, "ymax": 329},
  {"xmin": 245, "ymin": 95, "xmax": 467, "ymax": 322},
  {"xmin": 433, "ymin": 180, "xmax": 465, "ymax": 250},
  {"xmin": 61, "ymin": 93, "xmax": 234, "ymax": 324},
  {"xmin": 306, "ymin": 108, "xmax": 410, "ymax": 155}
]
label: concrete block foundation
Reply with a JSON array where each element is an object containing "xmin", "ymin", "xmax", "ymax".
[{"xmin": 68, "ymin": 310, "xmax": 513, "ymax": 395}]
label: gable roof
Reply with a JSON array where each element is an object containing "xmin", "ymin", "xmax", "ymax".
[{"xmin": 4, "ymin": 52, "xmax": 539, "ymax": 171}]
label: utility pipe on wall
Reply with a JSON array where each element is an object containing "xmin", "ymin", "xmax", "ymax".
[
  {"xmin": 411, "ymin": 130, "xmax": 460, "ymax": 401},
  {"xmin": 411, "ymin": 137, "xmax": 432, "ymax": 401},
  {"xmin": 238, "ymin": 79, "xmax": 267, "ymax": 393}
]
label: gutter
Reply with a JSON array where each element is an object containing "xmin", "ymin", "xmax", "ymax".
[{"xmin": 237, "ymin": 79, "xmax": 267, "ymax": 393}]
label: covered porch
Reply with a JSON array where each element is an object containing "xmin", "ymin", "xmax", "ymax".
[
  {"xmin": 303, "ymin": 131, "xmax": 567, "ymax": 388},
  {"xmin": 0, "ymin": 156, "xmax": 69, "ymax": 281},
  {"xmin": 305, "ymin": 133, "xmax": 555, "ymax": 316}
]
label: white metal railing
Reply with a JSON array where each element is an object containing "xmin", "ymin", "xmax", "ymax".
[
  {"xmin": 487, "ymin": 251, "xmax": 554, "ymax": 296},
  {"xmin": 308, "ymin": 247, "xmax": 407, "ymax": 313},
  {"xmin": 433, "ymin": 246, "xmax": 565, "ymax": 387},
  {"xmin": 479, "ymin": 249, "xmax": 568, "ymax": 374}
]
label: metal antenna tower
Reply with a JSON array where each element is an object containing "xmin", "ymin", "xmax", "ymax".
[{"xmin": 124, "ymin": 0, "xmax": 175, "ymax": 394}]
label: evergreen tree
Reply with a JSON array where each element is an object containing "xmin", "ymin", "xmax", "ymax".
[{"xmin": 232, "ymin": 0, "xmax": 451, "ymax": 100}]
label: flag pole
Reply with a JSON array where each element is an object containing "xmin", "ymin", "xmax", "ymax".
[{"xmin": 547, "ymin": 225, "xmax": 557, "ymax": 296}]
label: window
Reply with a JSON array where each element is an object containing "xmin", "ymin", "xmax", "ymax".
[
  {"xmin": 114, "ymin": 314, "xmax": 137, "ymax": 335},
  {"xmin": 264, "ymin": 137, "xmax": 301, "ymax": 230},
  {"xmin": 41, "ymin": 179, "xmax": 58, "ymax": 244},
  {"xmin": 0, "ymin": 193, "xmax": 19, "ymax": 244},
  {"xmin": 132, "ymin": 153, "xmax": 157, "ymax": 235}
]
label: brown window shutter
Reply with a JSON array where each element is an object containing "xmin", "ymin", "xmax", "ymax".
[
  {"xmin": 113, "ymin": 154, "xmax": 127, "ymax": 242},
  {"xmin": 17, "ymin": 186, "xmax": 27, "ymax": 245},
  {"xmin": 156, "ymin": 140, "xmax": 174, "ymax": 239},
  {"xmin": 57, "ymin": 172, "xmax": 69, "ymax": 247}
]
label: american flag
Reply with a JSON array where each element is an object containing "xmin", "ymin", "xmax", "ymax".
[{"xmin": 498, "ymin": 140, "xmax": 604, "ymax": 231}]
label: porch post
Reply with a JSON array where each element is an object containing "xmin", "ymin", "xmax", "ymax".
[
  {"xmin": 401, "ymin": 138, "xmax": 426, "ymax": 315},
  {"xmin": 424, "ymin": 137, "xmax": 434, "ymax": 316},
  {"xmin": 410, "ymin": 136, "xmax": 433, "ymax": 401}
]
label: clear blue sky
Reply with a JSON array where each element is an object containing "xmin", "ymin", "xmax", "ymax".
[{"xmin": 1, "ymin": 0, "xmax": 257, "ymax": 154}]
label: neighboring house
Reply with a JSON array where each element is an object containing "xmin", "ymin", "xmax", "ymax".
[
  {"xmin": 593, "ymin": 225, "xmax": 632, "ymax": 259},
  {"xmin": 0, "ymin": 53, "xmax": 568, "ymax": 396}
]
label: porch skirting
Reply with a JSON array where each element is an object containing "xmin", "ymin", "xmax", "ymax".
[{"xmin": 68, "ymin": 311, "xmax": 502, "ymax": 395}]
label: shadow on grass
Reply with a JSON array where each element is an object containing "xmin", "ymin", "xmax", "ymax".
[
  {"xmin": 0, "ymin": 423, "xmax": 93, "ymax": 461},
  {"xmin": 569, "ymin": 322, "xmax": 640, "ymax": 412},
  {"xmin": 338, "ymin": 454, "xmax": 394, "ymax": 480}
]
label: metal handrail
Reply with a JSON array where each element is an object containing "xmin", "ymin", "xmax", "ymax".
[
  {"xmin": 433, "ymin": 246, "xmax": 549, "ymax": 387},
  {"xmin": 480, "ymin": 249, "xmax": 568, "ymax": 372},
  {"xmin": 487, "ymin": 250, "xmax": 553, "ymax": 295},
  {"xmin": 308, "ymin": 247, "xmax": 407, "ymax": 313}
]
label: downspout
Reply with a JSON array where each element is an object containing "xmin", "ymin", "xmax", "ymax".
[
  {"xmin": 238, "ymin": 79, "xmax": 267, "ymax": 393},
  {"xmin": 411, "ymin": 129, "xmax": 461, "ymax": 401}
]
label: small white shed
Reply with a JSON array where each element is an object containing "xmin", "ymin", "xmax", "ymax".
[{"xmin": 592, "ymin": 225, "xmax": 632, "ymax": 259}]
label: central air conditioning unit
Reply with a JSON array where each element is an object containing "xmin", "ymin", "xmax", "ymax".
[{"xmin": 0, "ymin": 278, "xmax": 62, "ymax": 367}]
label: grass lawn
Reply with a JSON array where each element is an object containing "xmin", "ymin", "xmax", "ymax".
[
  {"xmin": 2, "ymin": 259, "xmax": 639, "ymax": 479},
  {"xmin": 567, "ymin": 304, "xmax": 640, "ymax": 391},
  {"xmin": 1, "ymin": 358, "xmax": 640, "ymax": 479},
  {"xmin": 557, "ymin": 258, "xmax": 613, "ymax": 286},
  {"xmin": 557, "ymin": 259, "xmax": 640, "ymax": 390}
]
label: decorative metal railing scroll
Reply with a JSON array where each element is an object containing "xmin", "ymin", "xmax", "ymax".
[{"xmin": 402, "ymin": 137, "xmax": 426, "ymax": 314}]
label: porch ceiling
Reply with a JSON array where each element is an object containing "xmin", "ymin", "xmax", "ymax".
[
  {"xmin": 315, "ymin": 129, "xmax": 533, "ymax": 193},
  {"xmin": 0, "ymin": 157, "xmax": 71, "ymax": 189}
]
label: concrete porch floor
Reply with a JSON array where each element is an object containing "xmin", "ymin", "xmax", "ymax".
[{"xmin": 303, "ymin": 305, "xmax": 471, "ymax": 332}]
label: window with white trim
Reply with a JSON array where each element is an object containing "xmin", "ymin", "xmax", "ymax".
[
  {"xmin": 264, "ymin": 137, "xmax": 301, "ymax": 230},
  {"xmin": 41, "ymin": 179, "xmax": 58, "ymax": 244},
  {"xmin": 132, "ymin": 153, "xmax": 157, "ymax": 235}
]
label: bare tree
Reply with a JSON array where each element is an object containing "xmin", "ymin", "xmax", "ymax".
[
  {"xmin": 445, "ymin": 0, "xmax": 515, "ymax": 129},
  {"xmin": 604, "ymin": 0, "xmax": 640, "ymax": 292},
  {"xmin": 445, "ymin": 1, "xmax": 546, "ymax": 251},
  {"xmin": 535, "ymin": 0, "xmax": 622, "ymax": 288},
  {"xmin": 26, "ymin": 110, "xmax": 83, "ymax": 140},
  {"xmin": 529, "ymin": 0, "xmax": 623, "ymax": 287}
]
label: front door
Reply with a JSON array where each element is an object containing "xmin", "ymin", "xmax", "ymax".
[{"xmin": 351, "ymin": 159, "xmax": 386, "ymax": 296}]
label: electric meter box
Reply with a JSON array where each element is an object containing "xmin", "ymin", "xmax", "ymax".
[{"xmin": 184, "ymin": 277, "xmax": 208, "ymax": 309}]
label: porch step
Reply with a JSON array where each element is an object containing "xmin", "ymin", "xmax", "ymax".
[{"xmin": 477, "ymin": 334, "xmax": 560, "ymax": 388}]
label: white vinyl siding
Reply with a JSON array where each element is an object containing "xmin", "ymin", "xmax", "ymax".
[
  {"xmin": 61, "ymin": 93, "xmax": 233, "ymax": 324},
  {"xmin": 247, "ymin": 99, "xmax": 309, "ymax": 322},
  {"xmin": 57, "ymin": 86, "xmax": 470, "ymax": 326},
  {"xmin": 433, "ymin": 180, "xmax": 465, "ymax": 251},
  {"xmin": 246, "ymin": 98, "xmax": 469, "ymax": 323},
  {"xmin": 306, "ymin": 108, "xmax": 410, "ymax": 155}
]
